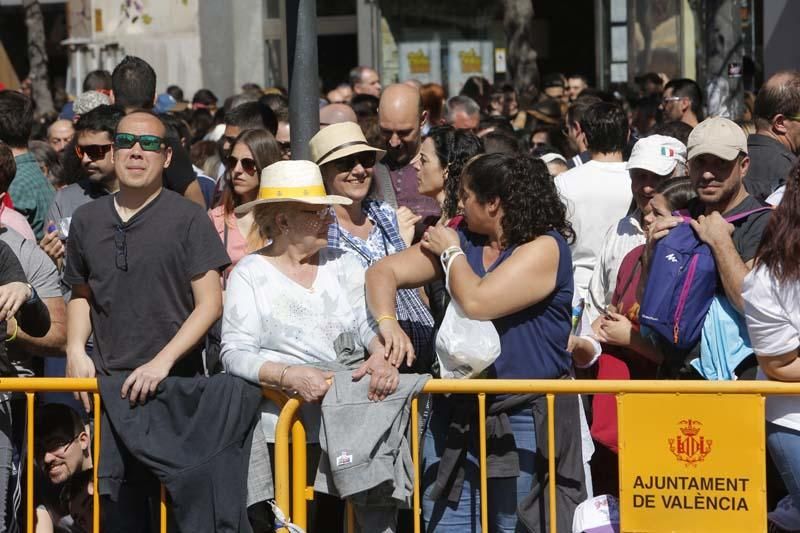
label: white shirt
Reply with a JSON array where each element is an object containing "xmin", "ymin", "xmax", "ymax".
[
  {"xmin": 555, "ymin": 160, "xmax": 633, "ymax": 298},
  {"xmin": 584, "ymin": 212, "xmax": 646, "ymax": 324},
  {"xmin": 766, "ymin": 185, "xmax": 784, "ymax": 206},
  {"xmin": 221, "ymin": 247, "xmax": 377, "ymax": 440},
  {"xmin": 742, "ymin": 265, "xmax": 800, "ymax": 431}
]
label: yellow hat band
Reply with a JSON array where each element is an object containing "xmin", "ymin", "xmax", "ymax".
[{"xmin": 258, "ymin": 184, "xmax": 327, "ymax": 200}]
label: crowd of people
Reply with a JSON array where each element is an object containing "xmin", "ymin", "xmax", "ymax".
[{"xmin": 0, "ymin": 55, "xmax": 798, "ymax": 532}]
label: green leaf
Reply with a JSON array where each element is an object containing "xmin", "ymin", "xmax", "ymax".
[{"xmin": 142, "ymin": 14, "xmax": 152, "ymax": 24}]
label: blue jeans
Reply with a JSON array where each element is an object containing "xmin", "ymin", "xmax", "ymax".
[
  {"xmin": 421, "ymin": 397, "xmax": 536, "ymax": 533},
  {"xmin": 767, "ymin": 421, "xmax": 800, "ymax": 508}
]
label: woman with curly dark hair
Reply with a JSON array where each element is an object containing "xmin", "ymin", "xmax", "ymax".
[
  {"xmin": 365, "ymin": 153, "xmax": 583, "ymax": 532},
  {"xmin": 412, "ymin": 125, "xmax": 483, "ymax": 223}
]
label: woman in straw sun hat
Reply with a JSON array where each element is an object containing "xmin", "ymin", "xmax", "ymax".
[
  {"xmin": 219, "ymin": 159, "xmax": 400, "ymax": 527},
  {"xmin": 310, "ymin": 121, "xmax": 433, "ymax": 372}
]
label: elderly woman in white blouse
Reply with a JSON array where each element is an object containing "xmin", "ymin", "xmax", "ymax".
[{"xmin": 221, "ymin": 160, "xmax": 399, "ymax": 446}]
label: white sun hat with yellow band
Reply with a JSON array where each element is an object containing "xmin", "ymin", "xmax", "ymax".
[{"xmin": 234, "ymin": 160, "xmax": 352, "ymax": 214}]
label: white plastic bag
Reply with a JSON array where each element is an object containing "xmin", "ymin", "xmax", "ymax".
[{"xmin": 434, "ymin": 255, "xmax": 501, "ymax": 379}]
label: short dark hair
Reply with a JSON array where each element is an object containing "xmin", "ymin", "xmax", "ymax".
[
  {"xmin": 160, "ymin": 113, "xmax": 192, "ymax": 149},
  {"xmin": 0, "ymin": 91, "xmax": 34, "ymax": 148},
  {"xmin": 259, "ymin": 93, "xmax": 289, "ymax": 123},
  {"xmin": 753, "ymin": 70, "xmax": 800, "ymax": 130},
  {"xmin": 478, "ymin": 116, "xmax": 514, "ymax": 135},
  {"xmin": 75, "ymin": 104, "xmax": 125, "ymax": 138},
  {"xmin": 664, "ymin": 78, "xmax": 703, "ymax": 119},
  {"xmin": 82, "ymin": 70, "xmax": 112, "ymax": 92},
  {"xmin": 649, "ymin": 120, "xmax": 693, "ymax": 146},
  {"xmin": 566, "ymin": 95, "xmax": 602, "ymax": 128},
  {"xmin": 580, "ymin": 102, "xmax": 629, "ymax": 153},
  {"xmin": 192, "ymin": 88, "xmax": 218, "ymax": 107},
  {"xmin": 483, "ymin": 131, "xmax": 519, "ymax": 155},
  {"xmin": 111, "ymin": 56, "xmax": 157, "ymax": 109},
  {"xmin": 35, "ymin": 403, "xmax": 85, "ymax": 444},
  {"xmin": 166, "ymin": 85, "xmax": 185, "ymax": 102},
  {"xmin": 225, "ymin": 102, "xmax": 277, "ymax": 135},
  {"xmin": 350, "ymin": 94, "xmax": 380, "ymax": 119},
  {"xmin": 0, "ymin": 142, "xmax": 16, "ymax": 193}
]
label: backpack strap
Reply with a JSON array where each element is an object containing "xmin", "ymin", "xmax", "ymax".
[{"xmin": 724, "ymin": 205, "xmax": 773, "ymax": 224}]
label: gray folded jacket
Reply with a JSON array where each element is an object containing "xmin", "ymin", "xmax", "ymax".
[{"xmin": 314, "ymin": 369, "xmax": 429, "ymax": 506}]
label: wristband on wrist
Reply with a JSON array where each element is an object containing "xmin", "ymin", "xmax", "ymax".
[
  {"xmin": 440, "ymin": 246, "xmax": 464, "ymax": 272},
  {"xmin": 376, "ymin": 315, "xmax": 397, "ymax": 325},
  {"xmin": 278, "ymin": 365, "xmax": 292, "ymax": 392}
]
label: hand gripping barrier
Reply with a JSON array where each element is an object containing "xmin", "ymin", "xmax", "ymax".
[{"xmin": 272, "ymin": 378, "xmax": 800, "ymax": 533}]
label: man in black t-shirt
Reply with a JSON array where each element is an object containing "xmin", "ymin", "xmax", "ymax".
[
  {"xmin": 64, "ymin": 111, "xmax": 229, "ymax": 530},
  {"xmin": 65, "ymin": 110, "xmax": 229, "ymax": 397}
]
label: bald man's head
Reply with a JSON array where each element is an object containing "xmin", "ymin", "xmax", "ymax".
[
  {"xmin": 378, "ymin": 84, "xmax": 425, "ymax": 168},
  {"xmin": 47, "ymin": 119, "xmax": 75, "ymax": 153},
  {"xmin": 319, "ymin": 103, "xmax": 357, "ymax": 128},
  {"xmin": 754, "ymin": 70, "xmax": 800, "ymax": 153}
]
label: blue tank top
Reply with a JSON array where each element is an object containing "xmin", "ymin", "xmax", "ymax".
[{"xmin": 459, "ymin": 228, "xmax": 574, "ymax": 379}]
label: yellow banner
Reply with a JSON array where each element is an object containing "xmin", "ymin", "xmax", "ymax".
[{"xmin": 618, "ymin": 393, "xmax": 766, "ymax": 532}]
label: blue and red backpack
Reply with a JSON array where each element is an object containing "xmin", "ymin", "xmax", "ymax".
[{"xmin": 639, "ymin": 207, "xmax": 770, "ymax": 350}]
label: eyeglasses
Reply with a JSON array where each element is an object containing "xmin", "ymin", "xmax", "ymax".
[
  {"xmin": 74, "ymin": 143, "xmax": 112, "ymax": 160},
  {"xmin": 35, "ymin": 433, "xmax": 80, "ymax": 462},
  {"xmin": 114, "ymin": 133, "xmax": 165, "ymax": 152},
  {"xmin": 332, "ymin": 152, "xmax": 377, "ymax": 173},
  {"xmin": 115, "ymin": 225, "xmax": 127, "ymax": 271},
  {"xmin": 299, "ymin": 206, "xmax": 334, "ymax": 220},
  {"xmin": 224, "ymin": 156, "xmax": 258, "ymax": 175},
  {"xmin": 661, "ymin": 96, "xmax": 684, "ymax": 105}
]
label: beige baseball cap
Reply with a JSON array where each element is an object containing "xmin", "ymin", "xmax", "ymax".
[{"xmin": 687, "ymin": 116, "xmax": 748, "ymax": 161}]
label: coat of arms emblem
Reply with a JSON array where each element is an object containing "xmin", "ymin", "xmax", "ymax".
[{"xmin": 668, "ymin": 419, "xmax": 712, "ymax": 466}]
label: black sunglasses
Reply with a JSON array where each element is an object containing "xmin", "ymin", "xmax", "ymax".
[
  {"xmin": 333, "ymin": 152, "xmax": 377, "ymax": 172},
  {"xmin": 224, "ymin": 156, "xmax": 258, "ymax": 175},
  {"xmin": 115, "ymin": 225, "xmax": 127, "ymax": 271},
  {"xmin": 114, "ymin": 133, "xmax": 165, "ymax": 152},
  {"xmin": 75, "ymin": 144, "xmax": 112, "ymax": 160}
]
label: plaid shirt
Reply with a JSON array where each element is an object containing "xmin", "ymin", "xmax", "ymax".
[
  {"xmin": 328, "ymin": 199, "xmax": 434, "ymax": 365},
  {"xmin": 10, "ymin": 153, "xmax": 55, "ymax": 241}
]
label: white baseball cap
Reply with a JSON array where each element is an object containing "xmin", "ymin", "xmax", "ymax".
[{"xmin": 626, "ymin": 135, "xmax": 687, "ymax": 176}]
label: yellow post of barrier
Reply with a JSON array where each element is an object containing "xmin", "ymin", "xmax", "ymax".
[
  {"xmin": 346, "ymin": 500, "xmax": 355, "ymax": 533},
  {"xmin": 546, "ymin": 393, "xmax": 556, "ymax": 533},
  {"xmin": 92, "ymin": 393, "xmax": 101, "ymax": 533},
  {"xmin": 274, "ymin": 397, "xmax": 301, "ymax": 531},
  {"xmin": 411, "ymin": 397, "xmax": 420, "ymax": 533},
  {"xmin": 291, "ymin": 417, "xmax": 308, "ymax": 530},
  {"xmin": 478, "ymin": 393, "xmax": 488, "ymax": 533},
  {"xmin": 160, "ymin": 485, "xmax": 167, "ymax": 531},
  {"xmin": 26, "ymin": 392, "xmax": 34, "ymax": 533}
]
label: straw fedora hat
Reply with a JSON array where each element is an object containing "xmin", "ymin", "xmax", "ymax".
[
  {"xmin": 235, "ymin": 160, "xmax": 352, "ymax": 214},
  {"xmin": 309, "ymin": 121, "xmax": 385, "ymax": 167}
]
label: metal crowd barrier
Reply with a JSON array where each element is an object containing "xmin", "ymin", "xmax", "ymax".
[
  {"xmin": 273, "ymin": 378, "xmax": 800, "ymax": 533},
  {"xmin": 0, "ymin": 378, "xmax": 288, "ymax": 533}
]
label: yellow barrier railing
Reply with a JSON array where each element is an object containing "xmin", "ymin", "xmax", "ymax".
[
  {"xmin": 0, "ymin": 378, "xmax": 288, "ymax": 533},
  {"xmin": 273, "ymin": 378, "xmax": 800, "ymax": 533}
]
